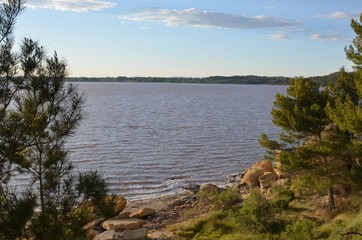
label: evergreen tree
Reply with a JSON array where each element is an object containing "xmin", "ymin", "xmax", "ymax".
[
  {"xmin": 261, "ymin": 13, "xmax": 362, "ymax": 211},
  {"xmin": 0, "ymin": 1, "xmax": 115, "ymax": 239},
  {"xmin": 345, "ymin": 13, "xmax": 362, "ymax": 70},
  {"xmin": 327, "ymin": 14, "xmax": 362, "ymax": 135},
  {"xmin": 270, "ymin": 77, "xmax": 330, "ymax": 145}
]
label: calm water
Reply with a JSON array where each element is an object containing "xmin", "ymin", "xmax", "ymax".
[{"xmin": 66, "ymin": 82, "xmax": 285, "ymax": 200}]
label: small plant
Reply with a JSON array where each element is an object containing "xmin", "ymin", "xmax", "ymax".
[
  {"xmin": 239, "ymin": 190, "xmax": 284, "ymax": 234},
  {"xmin": 269, "ymin": 184, "xmax": 295, "ymax": 211},
  {"xmin": 280, "ymin": 220, "xmax": 315, "ymax": 240},
  {"xmin": 197, "ymin": 187, "xmax": 241, "ymax": 211}
]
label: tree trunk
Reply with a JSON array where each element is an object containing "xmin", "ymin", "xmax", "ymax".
[{"xmin": 328, "ymin": 187, "xmax": 335, "ymax": 212}]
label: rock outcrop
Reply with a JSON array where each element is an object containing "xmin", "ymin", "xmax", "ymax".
[
  {"xmin": 101, "ymin": 218, "xmax": 145, "ymax": 230},
  {"xmin": 130, "ymin": 208, "xmax": 156, "ymax": 219},
  {"xmin": 93, "ymin": 230, "xmax": 116, "ymax": 240},
  {"xmin": 200, "ymin": 183, "xmax": 219, "ymax": 192},
  {"xmin": 252, "ymin": 160, "xmax": 273, "ymax": 172},
  {"xmin": 259, "ymin": 171, "xmax": 278, "ymax": 189},
  {"xmin": 104, "ymin": 195, "xmax": 127, "ymax": 215},
  {"xmin": 118, "ymin": 228, "xmax": 148, "ymax": 240},
  {"xmin": 243, "ymin": 167, "xmax": 265, "ymax": 187},
  {"xmin": 240, "ymin": 158, "xmax": 293, "ymax": 189}
]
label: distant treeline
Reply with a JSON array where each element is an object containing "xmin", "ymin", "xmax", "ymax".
[{"xmin": 67, "ymin": 72, "xmax": 339, "ymax": 86}]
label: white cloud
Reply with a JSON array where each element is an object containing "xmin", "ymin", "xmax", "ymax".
[
  {"xmin": 270, "ymin": 32, "xmax": 289, "ymax": 41},
  {"xmin": 25, "ymin": 0, "xmax": 116, "ymax": 12},
  {"xmin": 317, "ymin": 11, "xmax": 356, "ymax": 20},
  {"xmin": 310, "ymin": 33, "xmax": 345, "ymax": 42},
  {"xmin": 118, "ymin": 8, "xmax": 297, "ymax": 29}
]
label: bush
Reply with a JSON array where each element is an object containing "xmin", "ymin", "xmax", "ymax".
[
  {"xmin": 197, "ymin": 187, "xmax": 241, "ymax": 211},
  {"xmin": 281, "ymin": 220, "xmax": 315, "ymax": 240},
  {"xmin": 239, "ymin": 190, "xmax": 284, "ymax": 234},
  {"xmin": 269, "ymin": 185, "xmax": 295, "ymax": 211}
]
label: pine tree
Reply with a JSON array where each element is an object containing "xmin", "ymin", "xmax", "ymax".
[
  {"xmin": 261, "ymin": 13, "xmax": 362, "ymax": 212},
  {"xmin": 345, "ymin": 14, "xmax": 362, "ymax": 70},
  {"xmin": 0, "ymin": 1, "xmax": 115, "ymax": 239},
  {"xmin": 271, "ymin": 77, "xmax": 330, "ymax": 145}
]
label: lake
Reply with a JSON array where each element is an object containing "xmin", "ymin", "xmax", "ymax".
[{"xmin": 66, "ymin": 82, "xmax": 286, "ymax": 200}]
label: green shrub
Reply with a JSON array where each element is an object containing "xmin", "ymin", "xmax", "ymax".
[
  {"xmin": 197, "ymin": 187, "xmax": 241, "ymax": 211},
  {"xmin": 269, "ymin": 185, "xmax": 295, "ymax": 211},
  {"xmin": 239, "ymin": 190, "xmax": 284, "ymax": 234},
  {"xmin": 281, "ymin": 220, "xmax": 315, "ymax": 240},
  {"xmin": 176, "ymin": 213, "xmax": 237, "ymax": 240}
]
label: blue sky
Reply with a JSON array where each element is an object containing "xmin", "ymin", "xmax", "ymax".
[{"xmin": 13, "ymin": 0, "xmax": 362, "ymax": 78}]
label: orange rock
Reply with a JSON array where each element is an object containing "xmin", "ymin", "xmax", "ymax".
[{"xmin": 130, "ymin": 208, "xmax": 156, "ymax": 219}]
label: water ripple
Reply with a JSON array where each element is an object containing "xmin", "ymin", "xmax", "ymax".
[{"xmin": 64, "ymin": 83, "xmax": 286, "ymax": 200}]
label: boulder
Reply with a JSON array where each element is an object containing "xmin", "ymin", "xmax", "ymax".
[
  {"xmin": 82, "ymin": 217, "xmax": 106, "ymax": 231},
  {"xmin": 260, "ymin": 161, "xmax": 273, "ymax": 172},
  {"xmin": 169, "ymin": 198, "xmax": 187, "ymax": 208},
  {"xmin": 117, "ymin": 211, "xmax": 131, "ymax": 219},
  {"xmin": 101, "ymin": 218, "xmax": 144, "ymax": 230},
  {"xmin": 182, "ymin": 183, "xmax": 200, "ymax": 193},
  {"xmin": 226, "ymin": 173, "xmax": 242, "ymax": 184},
  {"xmin": 200, "ymin": 183, "xmax": 219, "ymax": 192},
  {"xmin": 147, "ymin": 229, "xmax": 174, "ymax": 239},
  {"xmin": 118, "ymin": 228, "xmax": 148, "ymax": 240},
  {"xmin": 103, "ymin": 195, "xmax": 127, "ymax": 215},
  {"xmin": 86, "ymin": 229, "xmax": 99, "ymax": 239},
  {"xmin": 130, "ymin": 208, "xmax": 156, "ymax": 219},
  {"xmin": 243, "ymin": 167, "xmax": 264, "ymax": 187},
  {"xmin": 147, "ymin": 229, "xmax": 164, "ymax": 239},
  {"xmin": 259, "ymin": 171, "xmax": 278, "ymax": 189},
  {"xmin": 93, "ymin": 230, "xmax": 116, "ymax": 240},
  {"xmin": 252, "ymin": 160, "xmax": 273, "ymax": 172}
]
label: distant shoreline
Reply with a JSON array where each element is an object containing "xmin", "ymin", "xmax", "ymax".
[{"xmin": 66, "ymin": 72, "xmax": 338, "ymax": 86}]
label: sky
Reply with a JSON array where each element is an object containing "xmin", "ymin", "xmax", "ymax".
[{"xmin": 12, "ymin": 0, "xmax": 362, "ymax": 78}]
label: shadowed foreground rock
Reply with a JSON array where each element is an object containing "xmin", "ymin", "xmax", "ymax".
[{"xmin": 101, "ymin": 218, "xmax": 145, "ymax": 230}]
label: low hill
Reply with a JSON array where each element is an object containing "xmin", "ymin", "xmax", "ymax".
[{"xmin": 67, "ymin": 72, "xmax": 338, "ymax": 86}]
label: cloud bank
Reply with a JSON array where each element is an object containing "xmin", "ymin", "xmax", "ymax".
[
  {"xmin": 118, "ymin": 8, "xmax": 297, "ymax": 29},
  {"xmin": 310, "ymin": 33, "xmax": 345, "ymax": 42},
  {"xmin": 317, "ymin": 11, "xmax": 357, "ymax": 20},
  {"xmin": 26, "ymin": 0, "xmax": 116, "ymax": 12}
]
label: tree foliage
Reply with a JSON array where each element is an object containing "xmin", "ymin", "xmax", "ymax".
[
  {"xmin": 261, "ymin": 13, "xmax": 362, "ymax": 211},
  {"xmin": 271, "ymin": 77, "xmax": 329, "ymax": 145},
  {"xmin": 0, "ymin": 1, "xmax": 114, "ymax": 239}
]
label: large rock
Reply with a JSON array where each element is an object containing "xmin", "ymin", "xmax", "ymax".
[
  {"xmin": 118, "ymin": 228, "xmax": 148, "ymax": 240},
  {"xmin": 200, "ymin": 183, "xmax": 219, "ymax": 192},
  {"xmin": 103, "ymin": 195, "xmax": 127, "ymax": 215},
  {"xmin": 169, "ymin": 198, "xmax": 187, "ymax": 208},
  {"xmin": 147, "ymin": 229, "xmax": 174, "ymax": 239},
  {"xmin": 117, "ymin": 211, "xmax": 131, "ymax": 219},
  {"xmin": 86, "ymin": 229, "xmax": 100, "ymax": 239},
  {"xmin": 252, "ymin": 160, "xmax": 273, "ymax": 172},
  {"xmin": 101, "ymin": 218, "xmax": 144, "ymax": 230},
  {"xmin": 182, "ymin": 183, "xmax": 200, "ymax": 193},
  {"xmin": 82, "ymin": 217, "xmax": 106, "ymax": 231},
  {"xmin": 260, "ymin": 161, "xmax": 273, "ymax": 172},
  {"xmin": 130, "ymin": 208, "xmax": 156, "ymax": 219},
  {"xmin": 259, "ymin": 171, "xmax": 278, "ymax": 189},
  {"xmin": 93, "ymin": 230, "xmax": 116, "ymax": 240},
  {"xmin": 147, "ymin": 230, "xmax": 164, "ymax": 239},
  {"xmin": 243, "ymin": 167, "xmax": 265, "ymax": 187}
]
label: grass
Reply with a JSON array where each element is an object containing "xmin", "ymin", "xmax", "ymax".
[{"xmin": 167, "ymin": 186, "xmax": 362, "ymax": 240}]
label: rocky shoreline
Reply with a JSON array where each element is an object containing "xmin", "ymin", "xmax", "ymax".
[{"xmin": 87, "ymin": 159, "xmax": 289, "ymax": 240}]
